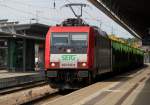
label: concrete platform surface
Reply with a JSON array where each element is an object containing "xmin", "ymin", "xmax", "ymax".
[
  {"xmin": 44, "ymin": 64, "xmax": 150, "ymax": 105},
  {"xmin": 0, "ymin": 71, "xmax": 37, "ymax": 79},
  {"xmin": 0, "ymin": 70, "xmax": 45, "ymax": 89}
]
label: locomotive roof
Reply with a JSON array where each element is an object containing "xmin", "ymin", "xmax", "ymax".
[
  {"xmin": 93, "ymin": 26, "xmax": 109, "ymax": 38},
  {"xmin": 60, "ymin": 18, "xmax": 89, "ymax": 26}
]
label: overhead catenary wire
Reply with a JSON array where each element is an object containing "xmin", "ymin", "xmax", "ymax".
[
  {"xmin": 64, "ymin": 0, "xmax": 123, "ymax": 35},
  {"xmin": 0, "ymin": 3, "xmax": 60, "ymax": 23},
  {"xmin": 0, "ymin": 0, "xmax": 131, "ymax": 37},
  {"xmin": 64, "ymin": 0, "xmax": 103, "ymax": 23},
  {"xmin": 0, "ymin": 0, "xmax": 63, "ymax": 24},
  {"xmin": 3, "ymin": 0, "xmax": 54, "ymax": 10},
  {"xmin": 1, "ymin": 0, "xmax": 102, "ymax": 25}
]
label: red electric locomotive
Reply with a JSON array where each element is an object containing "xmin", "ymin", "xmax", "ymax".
[{"xmin": 45, "ymin": 18, "xmax": 112, "ymax": 89}]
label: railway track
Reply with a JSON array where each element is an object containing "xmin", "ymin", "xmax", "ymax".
[
  {"xmin": 0, "ymin": 81, "xmax": 58, "ymax": 105},
  {"xmin": 0, "ymin": 81, "xmax": 46, "ymax": 95},
  {"xmin": 23, "ymin": 90, "xmax": 74, "ymax": 105}
]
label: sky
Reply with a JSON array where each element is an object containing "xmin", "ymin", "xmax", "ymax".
[{"xmin": 0, "ymin": 0, "xmax": 133, "ymax": 38}]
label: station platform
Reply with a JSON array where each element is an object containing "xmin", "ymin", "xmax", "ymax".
[
  {"xmin": 44, "ymin": 64, "xmax": 150, "ymax": 105},
  {"xmin": 0, "ymin": 70, "xmax": 45, "ymax": 89}
]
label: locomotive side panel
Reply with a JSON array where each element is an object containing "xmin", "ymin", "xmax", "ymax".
[{"xmin": 95, "ymin": 34, "xmax": 112, "ymax": 74}]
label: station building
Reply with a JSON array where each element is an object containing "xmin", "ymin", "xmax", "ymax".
[{"xmin": 0, "ymin": 21, "xmax": 49, "ymax": 71}]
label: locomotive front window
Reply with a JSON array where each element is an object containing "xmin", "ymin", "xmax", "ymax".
[
  {"xmin": 51, "ymin": 33, "xmax": 69, "ymax": 46},
  {"xmin": 51, "ymin": 32, "xmax": 87, "ymax": 46},
  {"xmin": 71, "ymin": 33, "xmax": 87, "ymax": 46}
]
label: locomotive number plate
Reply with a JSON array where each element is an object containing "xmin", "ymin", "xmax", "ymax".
[{"xmin": 60, "ymin": 55, "xmax": 77, "ymax": 68}]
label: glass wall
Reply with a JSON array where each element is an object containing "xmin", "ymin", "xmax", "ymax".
[{"xmin": 0, "ymin": 40, "xmax": 8, "ymax": 69}]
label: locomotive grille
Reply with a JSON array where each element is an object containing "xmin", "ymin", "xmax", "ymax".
[{"xmin": 57, "ymin": 70, "xmax": 78, "ymax": 81}]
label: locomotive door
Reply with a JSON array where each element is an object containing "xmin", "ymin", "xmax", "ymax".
[{"xmin": 95, "ymin": 35, "xmax": 111, "ymax": 74}]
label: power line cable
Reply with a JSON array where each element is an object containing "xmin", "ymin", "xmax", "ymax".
[
  {"xmin": 0, "ymin": 3, "xmax": 59, "ymax": 23},
  {"xmin": 4, "ymin": 0, "xmax": 54, "ymax": 10}
]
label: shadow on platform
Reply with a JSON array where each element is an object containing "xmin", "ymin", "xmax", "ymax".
[
  {"xmin": 132, "ymin": 73, "xmax": 150, "ymax": 105},
  {"xmin": 97, "ymin": 64, "xmax": 148, "ymax": 83}
]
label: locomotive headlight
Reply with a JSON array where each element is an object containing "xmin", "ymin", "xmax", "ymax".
[
  {"xmin": 66, "ymin": 49, "xmax": 71, "ymax": 53},
  {"xmin": 51, "ymin": 63, "xmax": 55, "ymax": 67},
  {"xmin": 82, "ymin": 62, "xmax": 87, "ymax": 67}
]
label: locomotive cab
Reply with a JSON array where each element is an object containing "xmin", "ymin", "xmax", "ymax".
[
  {"xmin": 45, "ymin": 23, "xmax": 95, "ymax": 89},
  {"xmin": 50, "ymin": 32, "xmax": 88, "ymax": 68}
]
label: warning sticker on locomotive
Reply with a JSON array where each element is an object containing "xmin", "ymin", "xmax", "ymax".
[{"xmin": 60, "ymin": 55, "xmax": 77, "ymax": 68}]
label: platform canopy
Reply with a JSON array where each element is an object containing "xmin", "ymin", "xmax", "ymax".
[
  {"xmin": 88, "ymin": 0, "xmax": 150, "ymax": 45},
  {"xmin": 0, "ymin": 23, "xmax": 49, "ymax": 40}
]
